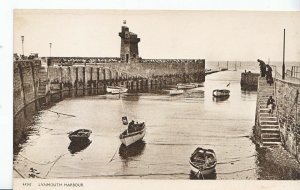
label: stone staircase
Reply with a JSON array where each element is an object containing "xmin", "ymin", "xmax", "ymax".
[
  {"xmin": 38, "ymin": 66, "xmax": 48, "ymax": 98},
  {"xmin": 257, "ymin": 77, "xmax": 281, "ymax": 146}
]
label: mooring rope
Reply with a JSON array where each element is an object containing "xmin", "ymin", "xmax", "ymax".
[
  {"xmin": 18, "ymin": 154, "xmax": 58, "ymax": 165},
  {"xmin": 13, "ymin": 167, "xmax": 25, "ymax": 179},
  {"xmin": 47, "ymin": 109, "xmax": 76, "ymax": 117},
  {"xmin": 45, "ymin": 153, "xmax": 68, "ymax": 178},
  {"xmin": 108, "ymin": 146, "xmax": 119, "ymax": 163}
]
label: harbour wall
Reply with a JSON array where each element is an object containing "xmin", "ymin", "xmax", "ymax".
[
  {"xmin": 13, "ymin": 60, "xmax": 40, "ymax": 116},
  {"xmin": 13, "ymin": 58, "xmax": 205, "ymax": 150},
  {"xmin": 240, "ymin": 72, "xmax": 259, "ymax": 90},
  {"xmin": 13, "ymin": 60, "xmax": 41, "ymax": 151},
  {"xmin": 47, "ymin": 60, "xmax": 205, "ymax": 100},
  {"xmin": 275, "ymin": 78, "xmax": 300, "ymax": 161}
]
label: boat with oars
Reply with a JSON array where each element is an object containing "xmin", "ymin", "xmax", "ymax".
[
  {"xmin": 119, "ymin": 117, "xmax": 146, "ymax": 146},
  {"xmin": 68, "ymin": 129, "xmax": 92, "ymax": 142},
  {"xmin": 189, "ymin": 147, "xmax": 217, "ymax": 177}
]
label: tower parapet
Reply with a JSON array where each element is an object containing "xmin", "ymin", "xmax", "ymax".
[{"xmin": 119, "ymin": 26, "xmax": 141, "ymax": 63}]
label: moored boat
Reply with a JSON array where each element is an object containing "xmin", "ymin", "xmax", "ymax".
[
  {"xmin": 212, "ymin": 89, "xmax": 230, "ymax": 97},
  {"xmin": 106, "ymin": 86, "xmax": 128, "ymax": 94},
  {"xmin": 189, "ymin": 147, "xmax": 217, "ymax": 176},
  {"xmin": 68, "ymin": 129, "xmax": 92, "ymax": 142},
  {"xmin": 119, "ymin": 121, "xmax": 146, "ymax": 146},
  {"xmin": 176, "ymin": 83, "xmax": 198, "ymax": 89},
  {"xmin": 170, "ymin": 89, "xmax": 184, "ymax": 95}
]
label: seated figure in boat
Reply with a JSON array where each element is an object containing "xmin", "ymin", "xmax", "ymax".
[
  {"xmin": 205, "ymin": 154, "xmax": 215, "ymax": 167},
  {"xmin": 191, "ymin": 148, "xmax": 216, "ymax": 165},
  {"xmin": 128, "ymin": 120, "xmax": 136, "ymax": 133},
  {"xmin": 128, "ymin": 120, "xmax": 145, "ymax": 133},
  {"xmin": 192, "ymin": 150, "xmax": 206, "ymax": 164}
]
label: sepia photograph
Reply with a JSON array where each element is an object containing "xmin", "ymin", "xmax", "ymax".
[{"xmin": 12, "ymin": 9, "xmax": 300, "ymax": 189}]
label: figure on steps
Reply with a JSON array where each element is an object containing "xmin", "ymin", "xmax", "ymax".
[
  {"xmin": 267, "ymin": 96, "xmax": 276, "ymax": 115},
  {"xmin": 266, "ymin": 64, "xmax": 273, "ymax": 86}
]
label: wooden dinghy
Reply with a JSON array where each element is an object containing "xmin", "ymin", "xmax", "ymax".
[
  {"xmin": 212, "ymin": 89, "xmax": 230, "ymax": 97},
  {"xmin": 68, "ymin": 129, "xmax": 92, "ymax": 142},
  {"xmin": 119, "ymin": 121, "xmax": 146, "ymax": 147},
  {"xmin": 189, "ymin": 147, "xmax": 217, "ymax": 176},
  {"xmin": 176, "ymin": 83, "xmax": 198, "ymax": 89},
  {"xmin": 106, "ymin": 86, "xmax": 128, "ymax": 94}
]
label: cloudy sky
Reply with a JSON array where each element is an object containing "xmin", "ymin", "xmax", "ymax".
[{"xmin": 14, "ymin": 10, "xmax": 300, "ymax": 61}]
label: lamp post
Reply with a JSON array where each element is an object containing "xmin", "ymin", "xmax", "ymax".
[
  {"xmin": 49, "ymin": 42, "xmax": 52, "ymax": 57},
  {"xmin": 21, "ymin": 36, "xmax": 24, "ymax": 57},
  {"xmin": 282, "ymin": 29, "xmax": 285, "ymax": 80}
]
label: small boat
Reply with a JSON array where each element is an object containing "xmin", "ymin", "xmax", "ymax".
[
  {"xmin": 68, "ymin": 129, "xmax": 92, "ymax": 142},
  {"xmin": 189, "ymin": 147, "xmax": 217, "ymax": 176},
  {"xmin": 176, "ymin": 83, "xmax": 198, "ymax": 89},
  {"xmin": 212, "ymin": 89, "xmax": 230, "ymax": 97},
  {"xmin": 106, "ymin": 86, "xmax": 128, "ymax": 94},
  {"xmin": 170, "ymin": 89, "xmax": 184, "ymax": 95},
  {"xmin": 119, "ymin": 121, "xmax": 146, "ymax": 146}
]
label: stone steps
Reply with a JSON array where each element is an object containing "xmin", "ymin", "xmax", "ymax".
[
  {"xmin": 259, "ymin": 108, "xmax": 271, "ymax": 113},
  {"xmin": 257, "ymin": 77, "xmax": 281, "ymax": 146},
  {"xmin": 260, "ymin": 114, "xmax": 276, "ymax": 118},
  {"xmin": 262, "ymin": 141, "xmax": 282, "ymax": 146},
  {"xmin": 260, "ymin": 124, "xmax": 279, "ymax": 129},
  {"xmin": 262, "ymin": 137, "xmax": 281, "ymax": 142},
  {"xmin": 260, "ymin": 116, "xmax": 277, "ymax": 121},
  {"xmin": 260, "ymin": 120, "xmax": 278, "ymax": 125},
  {"xmin": 261, "ymin": 133, "xmax": 280, "ymax": 138}
]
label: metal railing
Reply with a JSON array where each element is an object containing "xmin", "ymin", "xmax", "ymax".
[{"xmin": 291, "ymin": 66, "xmax": 300, "ymax": 79}]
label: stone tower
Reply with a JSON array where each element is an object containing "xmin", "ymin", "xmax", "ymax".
[{"xmin": 119, "ymin": 26, "xmax": 140, "ymax": 63}]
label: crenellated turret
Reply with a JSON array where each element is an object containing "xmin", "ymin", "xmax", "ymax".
[{"xmin": 119, "ymin": 26, "xmax": 140, "ymax": 63}]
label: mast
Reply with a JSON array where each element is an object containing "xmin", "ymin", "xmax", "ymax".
[{"xmin": 282, "ymin": 29, "xmax": 286, "ymax": 80}]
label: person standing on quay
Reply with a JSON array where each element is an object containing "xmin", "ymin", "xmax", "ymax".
[
  {"xmin": 257, "ymin": 59, "xmax": 266, "ymax": 77},
  {"xmin": 266, "ymin": 64, "xmax": 273, "ymax": 85}
]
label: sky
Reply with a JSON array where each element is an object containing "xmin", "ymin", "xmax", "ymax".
[{"xmin": 14, "ymin": 10, "xmax": 300, "ymax": 62}]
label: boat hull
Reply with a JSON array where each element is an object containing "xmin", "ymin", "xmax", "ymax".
[
  {"xmin": 111, "ymin": 88, "xmax": 128, "ymax": 94},
  {"xmin": 68, "ymin": 129, "xmax": 92, "ymax": 142},
  {"xmin": 106, "ymin": 86, "xmax": 128, "ymax": 94},
  {"xmin": 177, "ymin": 83, "xmax": 198, "ymax": 89},
  {"xmin": 212, "ymin": 89, "xmax": 230, "ymax": 97},
  {"xmin": 69, "ymin": 136, "xmax": 90, "ymax": 142},
  {"xmin": 120, "ymin": 128, "xmax": 146, "ymax": 146}
]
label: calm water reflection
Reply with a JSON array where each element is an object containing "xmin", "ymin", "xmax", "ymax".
[
  {"xmin": 68, "ymin": 140, "xmax": 92, "ymax": 155},
  {"xmin": 119, "ymin": 140, "xmax": 146, "ymax": 159}
]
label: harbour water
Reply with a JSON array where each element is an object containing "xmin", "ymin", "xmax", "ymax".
[{"xmin": 13, "ymin": 69, "xmax": 300, "ymax": 180}]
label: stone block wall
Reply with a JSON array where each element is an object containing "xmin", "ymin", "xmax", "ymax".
[
  {"xmin": 13, "ymin": 60, "xmax": 41, "ymax": 150},
  {"xmin": 45, "ymin": 58, "xmax": 205, "ymax": 98},
  {"xmin": 275, "ymin": 78, "xmax": 300, "ymax": 161},
  {"xmin": 14, "ymin": 58, "xmax": 205, "ymax": 114},
  {"xmin": 241, "ymin": 72, "xmax": 260, "ymax": 90},
  {"xmin": 47, "ymin": 57, "xmax": 205, "ymax": 78},
  {"xmin": 13, "ymin": 60, "xmax": 41, "ymax": 116}
]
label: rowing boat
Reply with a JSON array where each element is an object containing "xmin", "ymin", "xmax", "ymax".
[
  {"xmin": 189, "ymin": 147, "xmax": 217, "ymax": 176},
  {"xmin": 119, "ymin": 121, "xmax": 146, "ymax": 146}
]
